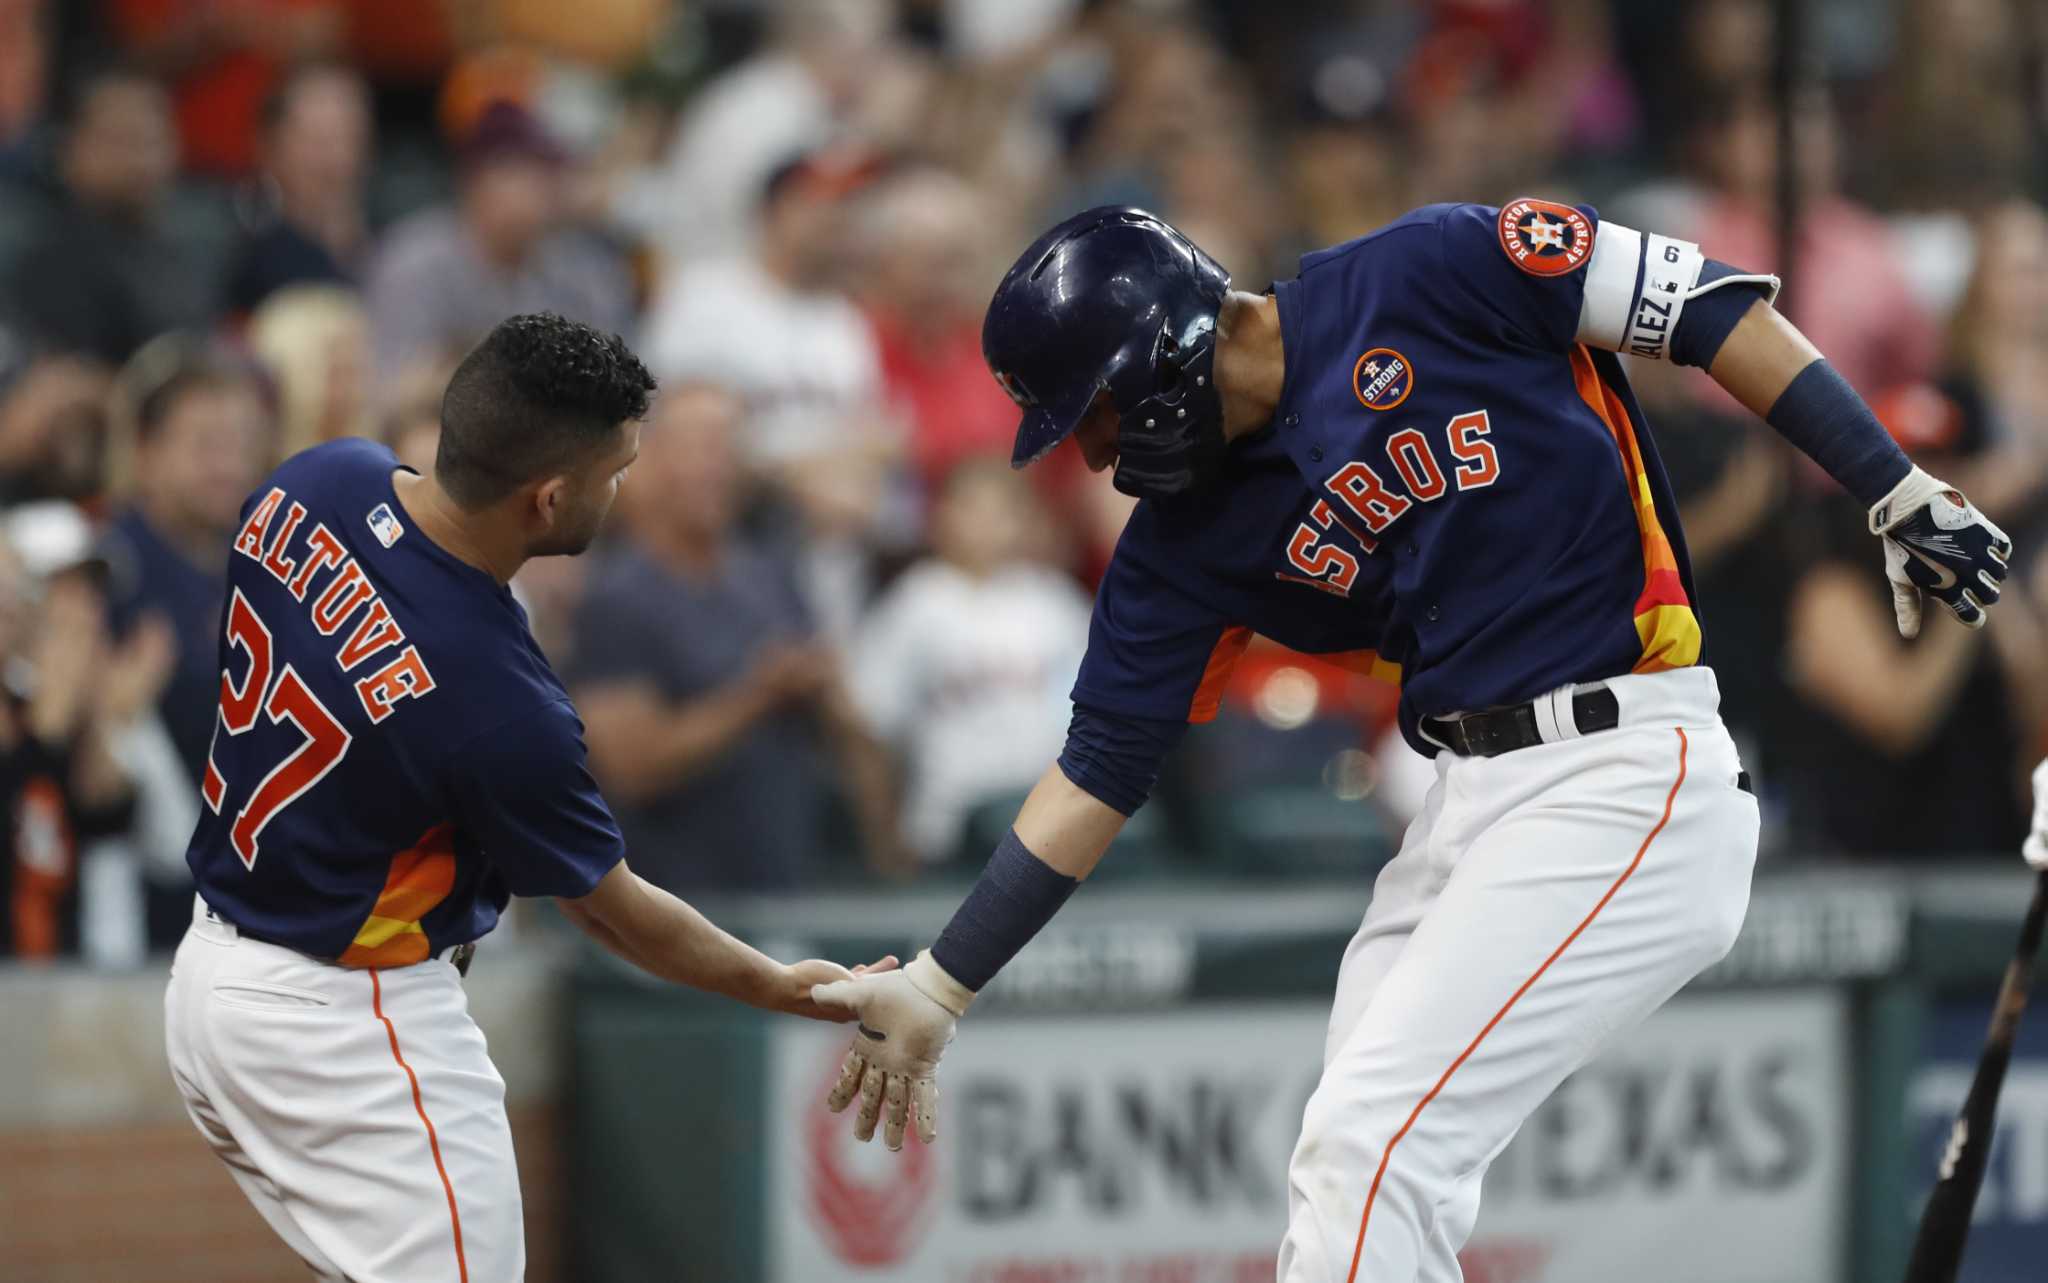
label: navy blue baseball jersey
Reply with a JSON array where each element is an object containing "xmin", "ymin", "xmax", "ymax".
[
  {"xmin": 1073, "ymin": 201, "xmax": 1709, "ymax": 753},
  {"xmin": 186, "ymin": 438, "xmax": 624, "ymax": 964}
]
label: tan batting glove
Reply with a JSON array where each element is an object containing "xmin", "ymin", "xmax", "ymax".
[
  {"xmin": 2025, "ymin": 759, "xmax": 2048, "ymax": 872},
  {"xmin": 810, "ymin": 950, "xmax": 974, "ymax": 1151}
]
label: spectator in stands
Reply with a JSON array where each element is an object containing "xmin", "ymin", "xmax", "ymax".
[
  {"xmin": 1919, "ymin": 201, "xmax": 2048, "ymax": 528},
  {"xmin": 8, "ymin": 63, "xmax": 212, "ymax": 365},
  {"xmin": 363, "ymin": 101, "xmax": 634, "ymax": 382},
  {"xmin": 377, "ymin": 356, "xmax": 451, "ymax": 478},
  {"xmin": 616, "ymin": 0, "xmax": 902, "ymax": 270},
  {"xmin": 1791, "ymin": 199, "xmax": 2048, "ymax": 850},
  {"xmin": 853, "ymin": 168, "xmax": 1016, "ymax": 494},
  {"xmin": 1282, "ymin": 45, "xmax": 1411, "ymax": 259},
  {"xmin": 1779, "ymin": 447, "xmax": 2047, "ymax": 859},
  {"xmin": 101, "ymin": 339, "xmax": 273, "ymax": 795},
  {"xmin": 1879, "ymin": 0, "xmax": 2032, "ymax": 212},
  {"xmin": 1615, "ymin": 0, "xmax": 1773, "ymax": 161},
  {"xmin": 1628, "ymin": 83, "xmax": 1940, "ymax": 406},
  {"xmin": 106, "ymin": 0, "xmax": 344, "ymax": 178},
  {"xmin": 0, "ymin": 0, "xmax": 50, "ymax": 178},
  {"xmin": 247, "ymin": 284, "xmax": 370, "ymax": 457},
  {"xmin": 1059, "ymin": 24, "xmax": 1236, "ymax": 217},
  {"xmin": 644, "ymin": 148, "xmax": 887, "ymax": 468},
  {"xmin": 849, "ymin": 458, "xmax": 1091, "ymax": 863},
  {"xmin": 0, "ymin": 503, "xmax": 170, "ymax": 960},
  {"xmin": 0, "ymin": 339, "xmax": 113, "ymax": 505},
  {"xmin": 1400, "ymin": 0, "xmax": 1639, "ymax": 199},
  {"xmin": 491, "ymin": 0, "xmax": 668, "ymax": 70},
  {"xmin": 226, "ymin": 62, "xmax": 371, "ymax": 312},
  {"xmin": 643, "ymin": 147, "xmax": 901, "ymax": 639},
  {"xmin": 569, "ymin": 384, "xmax": 908, "ymax": 890}
]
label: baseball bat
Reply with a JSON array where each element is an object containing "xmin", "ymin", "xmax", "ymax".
[{"xmin": 1901, "ymin": 868, "xmax": 2048, "ymax": 1283}]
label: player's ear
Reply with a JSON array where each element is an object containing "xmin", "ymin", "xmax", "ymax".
[{"xmin": 531, "ymin": 474, "xmax": 569, "ymax": 532}]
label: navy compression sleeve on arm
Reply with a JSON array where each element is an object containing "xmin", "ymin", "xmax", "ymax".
[
  {"xmin": 1669, "ymin": 261, "xmax": 1774, "ymax": 369},
  {"xmin": 930, "ymin": 829, "xmax": 1079, "ymax": 992},
  {"xmin": 928, "ymin": 706, "xmax": 1185, "ymax": 991},
  {"xmin": 1765, "ymin": 359, "xmax": 1914, "ymax": 507},
  {"xmin": 1056, "ymin": 704, "xmax": 1188, "ymax": 817}
]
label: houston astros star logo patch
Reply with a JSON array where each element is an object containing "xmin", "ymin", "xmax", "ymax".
[
  {"xmin": 1498, "ymin": 198, "xmax": 1592, "ymax": 277},
  {"xmin": 1353, "ymin": 347, "xmax": 1415, "ymax": 411}
]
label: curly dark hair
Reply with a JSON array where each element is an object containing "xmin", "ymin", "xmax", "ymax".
[{"xmin": 435, "ymin": 313, "xmax": 657, "ymax": 509}]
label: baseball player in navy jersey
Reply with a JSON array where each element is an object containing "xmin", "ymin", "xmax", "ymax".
[
  {"xmin": 809, "ymin": 203, "xmax": 2015, "ymax": 1282},
  {"xmin": 164, "ymin": 313, "xmax": 892, "ymax": 1282}
]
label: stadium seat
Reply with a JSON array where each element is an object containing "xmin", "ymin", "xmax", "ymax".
[{"xmin": 1187, "ymin": 712, "xmax": 1396, "ymax": 878}]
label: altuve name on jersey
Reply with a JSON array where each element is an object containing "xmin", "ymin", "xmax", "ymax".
[{"xmin": 232, "ymin": 487, "xmax": 437, "ymax": 724}]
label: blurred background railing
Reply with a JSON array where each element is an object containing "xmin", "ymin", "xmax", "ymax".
[
  {"xmin": 0, "ymin": 0, "xmax": 2046, "ymax": 1279},
  {"xmin": 3, "ymin": 865, "xmax": 2042, "ymax": 1283}
]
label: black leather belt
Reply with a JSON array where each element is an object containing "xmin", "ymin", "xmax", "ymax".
[{"xmin": 1420, "ymin": 685, "xmax": 1621, "ymax": 758}]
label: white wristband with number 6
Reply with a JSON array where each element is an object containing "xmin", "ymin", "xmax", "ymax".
[{"xmin": 810, "ymin": 950, "xmax": 974, "ymax": 1151}]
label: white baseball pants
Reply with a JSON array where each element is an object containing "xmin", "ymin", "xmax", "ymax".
[
  {"xmin": 1279, "ymin": 667, "xmax": 1759, "ymax": 1283},
  {"xmin": 164, "ymin": 898, "xmax": 521, "ymax": 1281}
]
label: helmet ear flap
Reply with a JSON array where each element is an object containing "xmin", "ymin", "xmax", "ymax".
[
  {"xmin": 1110, "ymin": 329, "xmax": 1227, "ymax": 500},
  {"xmin": 1153, "ymin": 329, "xmax": 1184, "ymax": 394}
]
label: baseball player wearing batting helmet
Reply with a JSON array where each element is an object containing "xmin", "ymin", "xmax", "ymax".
[
  {"xmin": 810, "ymin": 203, "xmax": 2014, "ymax": 1282},
  {"xmin": 164, "ymin": 313, "xmax": 892, "ymax": 1281}
]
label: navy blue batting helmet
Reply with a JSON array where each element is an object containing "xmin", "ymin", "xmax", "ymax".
[{"xmin": 983, "ymin": 206, "xmax": 1231, "ymax": 499}]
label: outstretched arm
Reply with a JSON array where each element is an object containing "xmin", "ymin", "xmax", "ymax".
[
  {"xmin": 1704, "ymin": 297, "xmax": 2012, "ymax": 635},
  {"xmin": 808, "ymin": 704, "xmax": 1176, "ymax": 1149},
  {"xmin": 806, "ymin": 764, "xmax": 1129, "ymax": 1150},
  {"xmin": 1540, "ymin": 208, "xmax": 2011, "ymax": 636},
  {"xmin": 559, "ymin": 861, "xmax": 894, "ymax": 1021},
  {"xmin": 1704, "ymin": 298, "xmax": 1824, "ymax": 416},
  {"xmin": 1014, "ymin": 761, "xmax": 1130, "ymax": 875}
]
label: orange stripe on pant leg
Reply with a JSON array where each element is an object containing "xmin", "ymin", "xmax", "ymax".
[
  {"xmin": 1343, "ymin": 728, "xmax": 1690, "ymax": 1283},
  {"xmin": 371, "ymin": 969, "xmax": 469, "ymax": 1283}
]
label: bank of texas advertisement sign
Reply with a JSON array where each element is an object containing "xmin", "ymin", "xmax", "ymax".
[{"xmin": 766, "ymin": 993, "xmax": 1847, "ymax": 1283}]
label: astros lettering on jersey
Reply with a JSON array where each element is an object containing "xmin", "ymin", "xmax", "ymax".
[{"xmin": 1074, "ymin": 201, "xmax": 1714, "ymax": 750}]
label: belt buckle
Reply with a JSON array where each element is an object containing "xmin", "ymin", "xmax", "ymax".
[
  {"xmin": 448, "ymin": 943, "xmax": 475, "ymax": 977},
  {"xmin": 1463, "ymin": 716, "xmax": 1500, "ymax": 757}
]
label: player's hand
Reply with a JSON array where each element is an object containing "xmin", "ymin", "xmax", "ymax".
[
  {"xmin": 2024, "ymin": 759, "xmax": 2048, "ymax": 872},
  {"xmin": 774, "ymin": 955, "xmax": 899, "ymax": 1022},
  {"xmin": 1869, "ymin": 467, "xmax": 2012, "ymax": 637},
  {"xmin": 810, "ymin": 950, "xmax": 974, "ymax": 1151}
]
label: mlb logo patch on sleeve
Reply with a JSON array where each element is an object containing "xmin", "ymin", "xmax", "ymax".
[
  {"xmin": 366, "ymin": 503, "xmax": 404, "ymax": 548},
  {"xmin": 1498, "ymin": 198, "xmax": 1593, "ymax": 277}
]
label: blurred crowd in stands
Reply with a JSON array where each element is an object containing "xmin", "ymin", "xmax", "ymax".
[{"xmin": 1, "ymin": 0, "xmax": 2046, "ymax": 963}]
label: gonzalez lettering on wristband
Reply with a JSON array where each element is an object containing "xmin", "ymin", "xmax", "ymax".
[
  {"xmin": 1574, "ymin": 222, "xmax": 1778, "ymax": 367},
  {"xmin": 929, "ymin": 828, "xmax": 1080, "ymax": 993}
]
